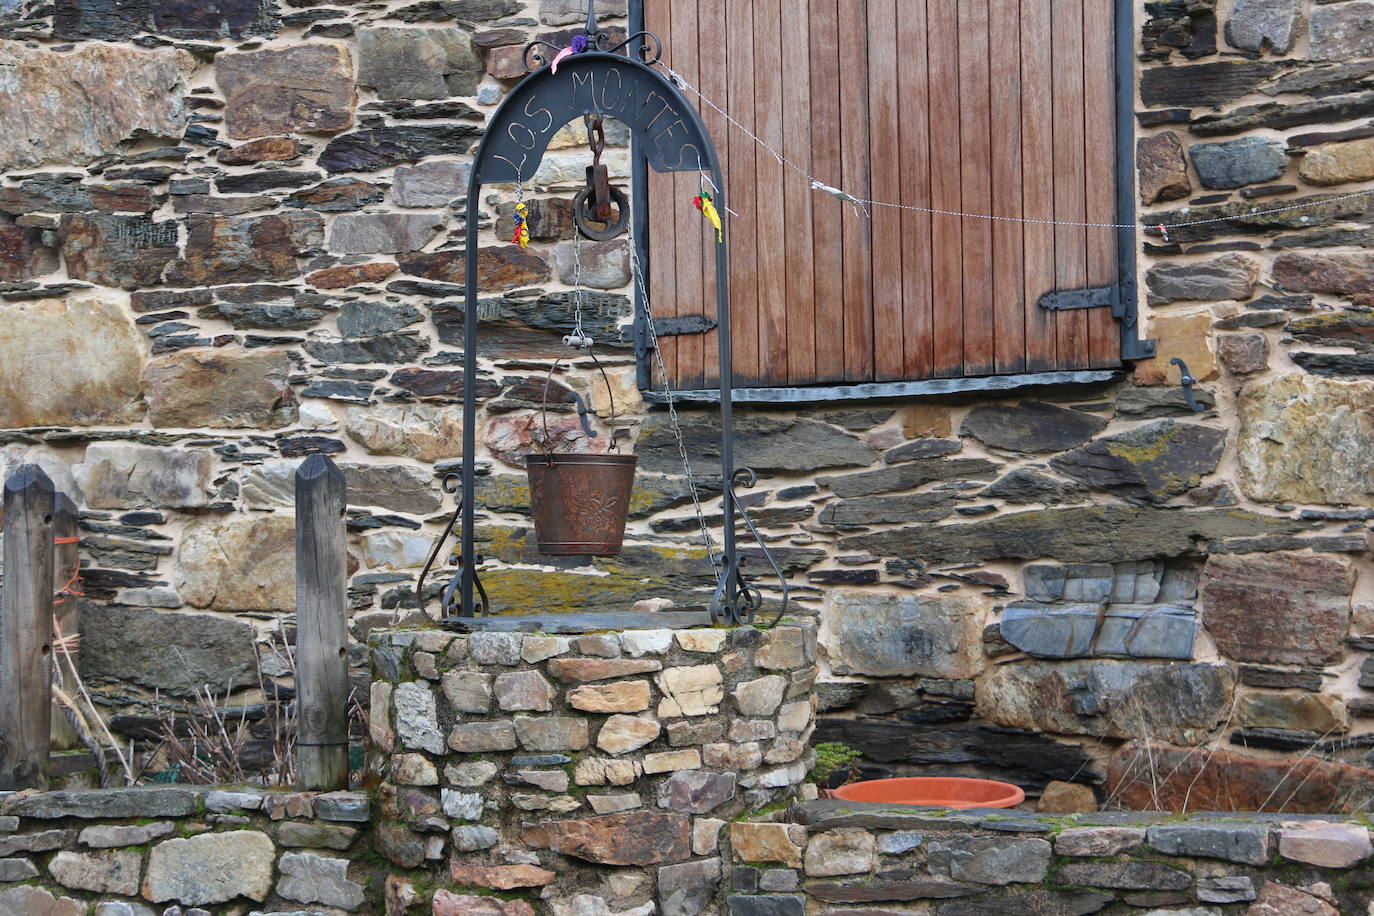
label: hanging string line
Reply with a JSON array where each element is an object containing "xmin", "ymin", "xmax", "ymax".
[{"xmin": 658, "ymin": 65, "xmax": 1374, "ymax": 233}]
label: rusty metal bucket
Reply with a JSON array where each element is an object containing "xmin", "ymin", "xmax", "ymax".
[{"xmin": 525, "ymin": 452, "xmax": 638, "ymax": 556}]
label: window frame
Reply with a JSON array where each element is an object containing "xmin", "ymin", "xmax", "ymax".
[{"xmin": 629, "ymin": 0, "xmax": 1153, "ymax": 404}]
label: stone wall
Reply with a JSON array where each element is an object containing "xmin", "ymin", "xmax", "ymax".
[
  {"xmin": 0, "ymin": 0, "xmax": 1372, "ymax": 804},
  {"xmin": 367, "ymin": 620, "xmax": 816, "ymax": 915},
  {"xmin": 725, "ymin": 799, "xmax": 1374, "ymax": 915},
  {"xmin": 0, "ymin": 785, "xmax": 372, "ymax": 914}
]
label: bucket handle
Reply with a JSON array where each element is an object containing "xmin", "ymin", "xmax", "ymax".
[{"xmin": 537, "ymin": 345, "xmax": 620, "ymax": 460}]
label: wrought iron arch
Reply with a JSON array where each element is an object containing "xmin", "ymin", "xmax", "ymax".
[{"xmin": 452, "ymin": 20, "xmax": 777, "ymax": 624}]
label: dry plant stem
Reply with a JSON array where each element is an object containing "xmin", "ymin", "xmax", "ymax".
[{"xmin": 52, "ymin": 615, "xmax": 135, "ymax": 785}]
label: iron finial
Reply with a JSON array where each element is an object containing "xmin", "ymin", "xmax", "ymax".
[{"xmin": 585, "ymin": 1, "xmax": 597, "ymax": 41}]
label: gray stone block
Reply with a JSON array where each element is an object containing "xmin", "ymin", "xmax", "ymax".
[{"xmin": 1147, "ymin": 823, "xmax": 1272, "ymax": 865}]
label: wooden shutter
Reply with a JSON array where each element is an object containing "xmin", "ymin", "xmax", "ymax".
[{"xmin": 643, "ymin": 0, "xmax": 1123, "ymax": 391}]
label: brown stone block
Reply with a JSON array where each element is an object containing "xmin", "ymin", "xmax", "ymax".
[
  {"xmin": 306, "ymin": 262, "xmax": 399, "ymax": 289},
  {"xmin": 218, "ymin": 137, "xmax": 303, "ymax": 165},
  {"xmin": 142, "ymin": 349, "xmax": 297, "ymax": 429},
  {"xmin": 1138, "ymin": 132, "xmax": 1191, "ymax": 204},
  {"xmin": 539, "ymin": 811, "xmax": 691, "ymax": 865},
  {"xmin": 448, "ymin": 864, "xmax": 555, "ymax": 890},
  {"xmin": 546, "ymin": 658, "xmax": 663, "ymax": 683},
  {"xmin": 218, "ymin": 43, "xmax": 355, "ymax": 139}
]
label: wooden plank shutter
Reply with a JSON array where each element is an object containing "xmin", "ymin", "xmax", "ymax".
[{"xmin": 643, "ymin": 0, "xmax": 1123, "ymax": 391}]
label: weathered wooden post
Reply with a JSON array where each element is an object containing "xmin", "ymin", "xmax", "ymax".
[
  {"xmin": 0, "ymin": 464, "xmax": 56, "ymax": 789},
  {"xmin": 294, "ymin": 454, "xmax": 349, "ymax": 789},
  {"xmin": 50, "ymin": 492, "xmax": 80, "ymax": 751}
]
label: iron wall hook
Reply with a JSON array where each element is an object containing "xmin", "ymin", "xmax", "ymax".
[{"xmin": 1170, "ymin": 357, "xmax": 1204, "ymax": 413}]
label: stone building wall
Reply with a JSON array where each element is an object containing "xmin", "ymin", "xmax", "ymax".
[{"xmin": 0, "ymin": 0, "xmax": 1372, "ymax": 804}]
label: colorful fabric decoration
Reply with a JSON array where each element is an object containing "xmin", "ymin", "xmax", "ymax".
[
  {"xmin": 694, "ymin": 190, "xmax": 722, "ymax": 242},
  {"xmin": 551, "ymin": 33, "xmax": 589, "ymax": 74},
  {"xmin": 512, "ymin": 201, "xmax": 530, "ymax": 248}
]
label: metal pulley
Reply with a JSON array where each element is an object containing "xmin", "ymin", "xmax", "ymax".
[{"xmin": 572, "ymin": 115, "xmax": 629, "ymax": 240}]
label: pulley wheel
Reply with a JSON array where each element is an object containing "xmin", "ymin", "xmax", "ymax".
[{"xmin": 572, "ymin": 185, "xmax": 630, "ymax": 240}]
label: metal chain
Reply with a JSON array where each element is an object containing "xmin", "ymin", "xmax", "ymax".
[
  {"xmin": 572, "ymin": 227, "xmax": 586, "ymax": 341},
  {"xmin": 626, "ymin": 209, "xmax": 721, "ymax": 572}
]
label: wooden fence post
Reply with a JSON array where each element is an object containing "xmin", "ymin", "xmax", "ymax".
[
  {"xmin": 294, "ymin": 454, "xmax": 349, "ymax": 789},
  {"xmin": 50, "ymin": 492, "xmax": 80, "ymax": 751},
  {"xmin": 0, "ymin": 464, "xmax": 56, "ymax": 789}
]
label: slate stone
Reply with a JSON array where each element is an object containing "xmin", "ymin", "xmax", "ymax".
[
  {"xmin": 320, "ymin": 125, "xmax": 484, "ymax": 173},
  {"xmin": 1146, "ymin": 823, "xmax": 1271, "ymax": 864},
  {"xmin": 330, "ymin": 213, "xmax": 444, "ymax": 255},
  {"xmin": 5, "ymin": 786, "xmax": 198, "ymax": 819},
  {"xmin": 838, "ymin": 505, "xmax": 1310, "ymax": 565},
  {"xmin": 393, "ymin": 160, "xmax": 472, "ymax": 207},
  {"xmin": 1145, "ymin": 252, "xmax": 1258, "ymax": 301},
  {"xmin": 1055, "ymin": 860, "xmax": 1191, "ymax": 891},
  {"xmin": 338, "ymin": 302, "xmax": 423, "ymax": 339},
  {"xmin": 1200, "ymin": 551, "xmax": 1353, "ymax": 665},
  {"xmin": 0, "ymin": 224, "xmax": 58, "ymax": 282},
  {"xmin": 276, "ymin": 851, "xmax": 365, "ymax": 910},
  {"xmin": 978, "ymin": 659, "xmax": 1233, "ymax": 743},
  {"xmin": 287, "ymin": 178, "xmax": 387, "ymax": 212},
  {"xmin": 1048, "ymin": 420, "xmax": 1227, "ymax": 504},
  {"xmin": 1156, "ymin": 191, "xmax": 1369, "ymax": 243},
  {"xmin": 639, "ymin": 414, "xmax": 875, "ymax": 474},
  {"xmin": 1142, "ymin": 0, "xmax": 1216, "ymax": 59},
  {"xmin": 339, "ymin": 463, "xmax": 441, "ymax": 515},
  {"xmin": 659, "ymin": 857, "xmax": 722, "ymax": 916},
  {"xmin": 0, "ymin": 296, "xmax": 144, "ymax": 428},
  {"xmin": 1000, "ymin": 603, "xmax": 1197, "ymax": 660},
  {"xmin": 358, "ymin": 27, "xmax": 483, "ymax": 100},
  {"xmin": 1115, "ymin": 386, "xmax": 1216, "ymax": 417},
  {"xmin": 59, "ymin": 213, "xmax": 178, "ymax": 289},
  {"xmin": 818, "ymin": 491, "xmax": 954, "ymax": 526},
  {"xmin": 165, "ymin": 213, "xmax": 323, "ymax": 286},
  {"xmin": 657, "ymin": 771, "xmax": 737, "ymax": 814},
  {"xmin": 215, "ymin": 171, "xmax": 322, "ymax": 195},
  {"xmin": 76, "ymin": 442, "xmax": 212, "ymax": 509},
  {"xmin": 982, "ymin": 469, "xmax": 1085, "ymax": 506},
  {"xmin": 143, "ymin": 348, "xmax": 297, "ymax": 428},
  {"xmin": 925, "ymin": 835, "xmax": 1051, "ymax": 885},
  {"xmin": 959, "ymin": 402, "xmax": 1107, "ymax": 453},
  {"xmin": 823, "ymin": 591, "xmax": 983, "ymax": 679},
  {"xmin": 1310, "ymin": 1, "xmax": 1374, "ymax": 61},
  {"xmin": 0, "ymin": 43, "xmax": 194, "ymax": 171},
  {"xmin": 1239, "ymin": 665, "xmax": 1322, "ymax": 691},
  {"xmin": 303, "ymin": 333, "xmax": 430, "ymax": 364},
  {"xmin": 218, "ymin": 44, "xmax": 355, "ymax": 140},
  {"xmin": 496, "ymin": 197, "xmax": 575, "ymax": 241},
  {"xmin": 1218, "ymin": 333, "xmax": 1269, "ymax": 375},
  {"xmin": 552, "ymin": 238, "xmax": 631, "ymax": 289},
  {"xmin": 536, "ymin": 811, "xmax": 691, "ymax": 866},
  {"xmin": 1292, "ymin": 352, "xmax": 1374, "ymax": 376},
  {"xmin": 935, "ymin": 891, "xmax": 1117, "ymax": 916},
  {"xmin": 80, "ymin": 603, "xmax": 258, "ymax": 695},
  {"xmin": 1189, "ymin": 137, "xmax": 1287, "ymax": 189},
  {"xmin": 1192, "ymin": 90, "xmax": 1374, "ymax": 136},
  {"xmin": 1139, "ymin": 60, "xmax": 1283, "ymax": 108},
  {"xmin": 1138, "ymin": 131, "xmax": 1191, "ymax": 205},
  {"xmin": 726, "ymin": 897, "xmax": 804, "ymax": 916},
  {"xmin": 1226, "ymin": 0, "xmax": 1301, "ymax": 53}
]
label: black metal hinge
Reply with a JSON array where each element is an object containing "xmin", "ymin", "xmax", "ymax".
[
  {"xmin": 1037, "ymin": 286, "xmax": 1118, "ymax": 315},
  {"xmin": 651, "ymin": 314, "xmax": 718, "ymax": 337}
]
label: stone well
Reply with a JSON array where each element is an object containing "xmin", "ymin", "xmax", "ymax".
[{"xmin": 366, "ymin": 614, "xmax": 819, "ymax": 915}]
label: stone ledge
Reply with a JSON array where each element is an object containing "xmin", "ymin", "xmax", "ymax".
[{"xmin": 439, "ymin": 610, "xmax": 717, "ymax": 632}]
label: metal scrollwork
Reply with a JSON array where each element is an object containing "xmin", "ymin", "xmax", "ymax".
[
  {"xmin": 709, "ymin": 468, "xmax": 791, "ymax": 628},
  {"xmin": 418, "ymin": 475, "xmax": 489, "ymax": 619}
]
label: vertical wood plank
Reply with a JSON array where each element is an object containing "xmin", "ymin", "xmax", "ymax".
[
  {"xmin": 1085, "ymin": 0, "xmax": 1122, "ymax": 369},
  {"xmin": 782, "ymin": 0, "xmax": 816, "ymax": 385},
  {"xmin": 50, "ymin": 493, "xmax": 79, "ymax": 751},
  {"xmin": 646, "ymin": 0, "xmax": 679, "ymax": 385},
  {"xmin": 868, "ymin": 0, "xmax": 904, "ymax": 382},
  {"xmin": 958, "ymin": 0, "xmax": 995, "ymax": 376},
  {"xmin": 927, "ymin": 0, "xmax": 963, "ymax": 377},
  {"xmin": 839, "ymin": 0, "xmax": 873, "ymax": 382},
  {"xmin": 809, "ymin": 0, "xmax": 845, "ymax": 383},
  {"xmin": 1021, "ymin": 0, "xmax": 1058, "ymax": 372},
  {"xmin": 697, "ymin": 0, "xmax": 727, "ymax": 388},
  {"xmin": 898, "ymin": 0, "xmax": 934, "ymax": 380},
  {"xmin": 295, "ymin": 455, "xmax": 350, "ymax": 790},
  {"xmin": 0, "ymin": 464, "xmax": 55, "ymax": 790},
  {"xmin": 753, "ymin": 0, "xmax": 788, "ymax": 384},
  {"xmin": 990, "ymin": 0, "xmax": 1026, "ymax": 375},
  {"xmin": 1053, "ymin": 0, "xmax": 1090, "ymax": 370},
  {"xmin": 669, "ymin": 0, "xmax": 704, "ymax": 389},
  {"xmin": 725, "ymin": 0, "xmax": 760, "ymax": 386}
]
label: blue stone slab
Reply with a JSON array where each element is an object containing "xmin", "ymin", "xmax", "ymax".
[{"xmin": 1000, "ymin": 602, "xmax": 1196, "ymax": 660}]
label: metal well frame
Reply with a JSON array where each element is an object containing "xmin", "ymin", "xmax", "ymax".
[{"xmin": 449, "ymin": 10, "xmax": 778, "ymax": 624}]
